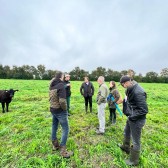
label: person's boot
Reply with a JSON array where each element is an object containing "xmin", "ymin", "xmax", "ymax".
[
  {"xmin": 85, "ymin": 106, "xmax": 88, "ymax": 113},
  {"xmin": 118, "ymin": 138, "xmax": 130, "ymax": 154},
  {"xmin": 60, "ymin": 146, "xmax": 73, "ymax": 158},
  {"xmin": 125, "ymin": 148, "xmax": 140, "ymax": 166},
  {"xmin": 90, "ymin": 106, "xmax": 92, "ymax": 113},
  {"xmin": 109, "ymin": 116, "xmax": 112, "ymax": 124},
  {"xmin": 112, "ymin": 118, "xmax": 116, "ymax": 125},
  {"xmin": 52, "ymin": 140, "xmax": 60, "ymax": 151}
]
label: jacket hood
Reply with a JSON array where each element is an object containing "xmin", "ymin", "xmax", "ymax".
[{"xmin": 50, "ymin": 79, "xmax": 63, "ymax": 90}]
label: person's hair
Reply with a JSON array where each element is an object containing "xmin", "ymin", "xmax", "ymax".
[
  {"xmin": 84, "ymin": 76, "xmax": 89, "ymax": 81},
  {"xmin": 110, "ymin": 81, "xmax": 116, "ymax": 87},
  {"xmin": 98, "ymin": 76, "xmax": 104, "ymax": 82},
  {"xmin": 55, "ymin": 71, "xmax": 63, "ymax": 79},
  {"xmin": 64, "ymin": 73, "xmax": 70, "ymax": 78}
]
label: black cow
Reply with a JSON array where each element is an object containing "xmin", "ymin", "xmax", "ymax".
[{"xmin": 0, "ymin": 89, "xmax": 19, "ymax": 113}]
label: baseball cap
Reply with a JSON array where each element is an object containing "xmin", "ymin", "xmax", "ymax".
[{"xmin": 120, "ymin": 75, "xmax": 131, "ymax": 84}]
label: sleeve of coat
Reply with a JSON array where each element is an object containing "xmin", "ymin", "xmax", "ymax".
[
  {"xmin": 58, "ymin": 84, "xmax": 67, "ymax": 111},
  {"xmin": 91, "ymin": 83, "xmax": 94, "ymax": 95},
  {"xmin": 80, "ymin": 83, "xmax": 84, "ymax": 95}
]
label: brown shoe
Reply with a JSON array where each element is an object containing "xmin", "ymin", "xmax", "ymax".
[
  {"xmin": 52, "ymin": 140, "xmax": 60, "ymax": 151},
  {"xmin": 60, "ymin": 146, "xmax": 73, "ymax": 158}
]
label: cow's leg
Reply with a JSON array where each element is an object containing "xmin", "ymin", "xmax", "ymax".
[
  {"xmin": 6, "ymin": 102, "xmax": 9, "ymax": 112},
  {"xmin": 2, "ymin": 103, "xmax": 5, "ymax": 113}
]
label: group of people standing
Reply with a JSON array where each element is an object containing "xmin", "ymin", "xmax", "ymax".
[{"xmin": 49, "ymin": 71, "xmax": 148, "ymax": 166}]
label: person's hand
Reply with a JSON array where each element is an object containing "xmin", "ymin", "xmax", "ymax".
[{"xmin": 67, "ymin": 84, "xmax": 70, "ymax": 86}]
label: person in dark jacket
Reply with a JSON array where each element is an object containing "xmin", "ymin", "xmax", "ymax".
[
  {"xmin": 80, "ymin": 77, "xmax": 94, "ymax": 113},
  {"xmin": 64, "ymin": 74, "xmax": 71, "ymax": 116},
  {"xmin": 107, "ymin": 81, "xmax": 120, "ymax": 124},
  {"xmin": 119, "ymin": 75, "xmax": 148, "ymax": 166},
  {"xmin": 49, "ymin": 71, "xmax": 73, "ymax": 158}
]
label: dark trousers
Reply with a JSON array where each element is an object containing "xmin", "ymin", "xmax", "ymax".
[
  {"xmin": 66, "ymin": 96, "xmax": 70, "ymax": 113},
  {"xmin": 109, "ymin": 108, "xmax": 116, "ymax": 122},
  {"xmin": 124, "ymin": 118, "xmax": 146, "ymax": 151},
  {"xmin": 84, "ymin": 96, "xmax": 92, "ymax": 108}
]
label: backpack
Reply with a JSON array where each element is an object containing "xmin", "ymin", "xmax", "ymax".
[
  {"xmin": 116, "ymin": 93, "xmax": 123, "ymax": 104},
  {"xmin": 111, "ymin": 88, "xmax": 123, "ymax": 104}
]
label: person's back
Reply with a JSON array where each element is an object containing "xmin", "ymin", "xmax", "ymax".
[
  {"xmin": 49, "ymin": 79, "xmax": 67, "ymax": 112},
  {"xmin": 49, "ymin": 71, "xmax": 73, "ymax": 158}
]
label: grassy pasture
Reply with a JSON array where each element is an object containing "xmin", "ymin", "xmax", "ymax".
[{"xmin": 0, "ymin": 79, "xmax": 168, "ymax": 168}]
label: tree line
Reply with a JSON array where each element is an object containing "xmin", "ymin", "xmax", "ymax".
[{"xmin": 0, "ymin": 64, "xmax": 168, "ymax": 83}]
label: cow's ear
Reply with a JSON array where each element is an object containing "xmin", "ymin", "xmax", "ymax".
[{"xmin": 14, "ymin": 90, "xmax": 19, "ymax": 92}]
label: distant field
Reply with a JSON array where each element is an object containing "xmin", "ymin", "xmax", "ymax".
[{"xmin": 0, "ymin": 79, "xmax": 167, "ymax": 168}]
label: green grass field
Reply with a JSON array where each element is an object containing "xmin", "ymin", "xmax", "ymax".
[{"xmin": 0, "ymin": 79, "xmax": 167, "ymax": 168}]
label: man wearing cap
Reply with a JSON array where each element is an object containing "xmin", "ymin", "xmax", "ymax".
[
  {"xmin": 64, "ymin": 74, "xmax": 71, "ymax": 116},
  {"xmin": 49, "ymin": 71, "xmax": 73, "ymax": 158},
  {"xmin": 119, "ymin": 75, "xmax": 148, "ymax": 166}
]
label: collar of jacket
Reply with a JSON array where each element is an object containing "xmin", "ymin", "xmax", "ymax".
[
  {"xmin": 99, "ymin": 82, "xmax": 104, "ymax": 87},
  {"xmin": 109, "ymin": 86, "xmax": 116, "ymax": 91},
  {"xmin": 126, "ymin": 81, "xmax": 138, "ymax": 96}
]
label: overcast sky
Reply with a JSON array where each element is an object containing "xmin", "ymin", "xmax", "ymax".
[{"xmin": 0, "ymin": 0, "xmax": 168, "ymax": 75}]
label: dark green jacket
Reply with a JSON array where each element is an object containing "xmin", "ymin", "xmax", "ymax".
[{"xmin": 96, "ymin": 83, "xmax": 109, "ymax": 105}]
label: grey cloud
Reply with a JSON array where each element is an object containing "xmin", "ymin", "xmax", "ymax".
[{"xmin": 0, "ymin": 0, "xmax": 168, "ymax": 75}]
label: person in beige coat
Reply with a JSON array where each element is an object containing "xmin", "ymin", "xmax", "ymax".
[{"xmin": 96, "ymin": 76, "xmax": 109, "ymax": 134}]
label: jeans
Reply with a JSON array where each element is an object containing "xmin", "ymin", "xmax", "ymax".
[
  {"xmin": 124, "ymin": 118, "xmax": 146, "ymax": 151},
  {"xmin": 98, "ymin": 103, "xmax": 106, "ymax": 133},
  {"xmin": 51, "ymin": 111, "xmax": 69, "ymax": 146}
]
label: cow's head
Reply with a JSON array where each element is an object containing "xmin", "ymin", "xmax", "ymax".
[{"xmin": 7, "ymin": 89, "xmax": 19, "ymax": 98}]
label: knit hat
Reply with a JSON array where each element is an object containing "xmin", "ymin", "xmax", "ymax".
[{"xmin": 120, "ymin": 75, "xmax": 131, "ymax": 84}]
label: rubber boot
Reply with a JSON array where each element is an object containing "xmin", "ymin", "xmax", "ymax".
[
  {"xmin": 60, "ymin": 146, "xmax": 73, "ymax": 158},
  {"xmin": 109, "ymin": 116, "xmax": 112, "ymax": 124},
  {"xmin": 68, "ymin": 109, "xmax": 71, "ymax": 116},
  {"xmin": 85, "ymin": 106, "xmax": 88, "ymax": 113},
  {"xmin": 109, "ymin": 110, "xmax": 112, "ymax": 124},
  {"xmin": 90, "ymin": 106, "xmax": 92, "ymax": 113},
  {"xmin": 52, "ymin": 139, "xmax": 60, "ymax": 151},
  {"xmin": 125, "ymin": 148, "xmax": 140, "ymax": 166},
  {"xmin": 109, "ymin": 112, "xmax": 112, "ymax": 124},
  {"xmin": 118, "ymin": 138, "xmax": 130, "ymax": 154},
  {"xmin": 112, "ymin": 118, "xmax": 116, "ymax": 125}
]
